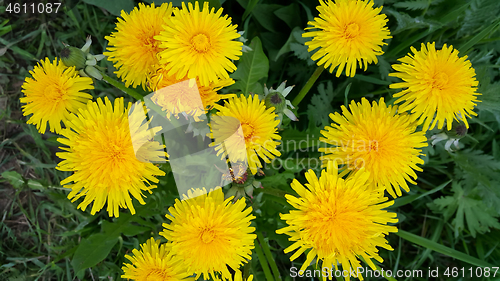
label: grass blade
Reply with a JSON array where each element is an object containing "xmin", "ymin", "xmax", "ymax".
[
  {"xmin": 397, "ymin": 230, "xmax": 495, "ymax": 268},
  {"xmin": 458, "ymin": 19, "xmax": 500, "ymax": 54},
  {"xmin": 254, "ymin": 238, "xmax": 274, "ymax": 281},
  {"xmin": 257, "ymin": 232, "xmax": 281, "ymax": 281}
]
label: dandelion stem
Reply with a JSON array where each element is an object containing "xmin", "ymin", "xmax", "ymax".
[
  {"xmin": 257, "ymin": 232, "xmax": 282, "ymax": 281},
  {"xmin": 291, "ymin": 65, "xmax": 324, "ymax": 107},
  {"xmin": 101, "ymin": 72, "xmax": 144, "ymax": 101},
  {"xmin": 254, "ymin": 238, "xmax": 274, "ymax": 281}
]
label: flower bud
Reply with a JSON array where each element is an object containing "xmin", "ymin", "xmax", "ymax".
[
  {"xmin": 446, "ymin": 122, "xmax": 467, "ymax": 139},
  {"xmin": 264, "ymin": 92, "xmax": 286, "ymax": 112},
  {"xmin": 60, "ymin": 46, "xmax": 86, "ymax": 70}
]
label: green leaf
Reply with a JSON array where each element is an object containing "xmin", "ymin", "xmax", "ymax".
[
  {"xmin": 459, "ymin": 195, "xmax": 500, "ymax": 237},
  {"xmin": 307, "ymin": 81, "xmax": 336, "ymax": 126},
  {"xmin": 260, "ymin": 172, "xmax": 295, "ymax": 191},
  {"xmin": 254, "ymin": 238, "xmax": 274, "ymax": 281},
  {"xmin": 355, "ymin": 74, "xmax": 391, "ymax": 85},
  {"xmin": 256, "ymin": 232, "xmax": 281, "ymax": 281},
  {"xmin": 71, "ymin": 234, "xmax": 119, "ymax": 275},
  {"xmin": 458, "ymin": 0, "xmax": 500, "ymax": 37},
  {"xmin": 384, "ymin": 9, "xmax": 435, "ymax": 35},
  {"xmin": 458, "ymin": 18, "xmax": 500, "ymax": 54},
  {"xmin": 274, "ymin": 28, "xmax": 294, "ymax": 61},
  {"xmin": 275, "ymin": 27, "xmax": 310, "ymax": 61},
  {"xmin": 252, "ymin": 4, "xmax": 283, "ymax": 33},
  {"xmin": 102, "ymin": 211, "xmax": 153, "ymax": 238},
  {"xmin": 100, "ymin": 200, "xmax": 158, "ymax": 239},
  {"xmin": 1, "ymin": 171, "xmax": 25, "ymax": 189},
  {"xmin": 279, "ymin": 126, "xmax": 323, "ymax": 153},
  {"xmin": 274, "ymin": 3, "xmax": 301, "ymax": 29},
  {"xmin": 27, "ymin": 179, "xmax": 46, "ymax": 191},
  {"xmin": 377, "ymin": 56, "xmax": 392, "ymax": 81},
  {"xmin": 429, "ymin": 182, "xmax": 500, "ymax": 237},
  {"xmin": 477, "ymin": 181, "xmax": 500, "ymax": 214},
  {"xmin": 397, "ymin": 230, "xmax": 495, "ymax": 268},
  {"xmin": 391, "ymin": 180, "xmax": 451, "ymax": 209},
  {"xmin": 437, "ymin": 2, "xmax": 470, "ymax": 25},
  {"xmin": 82, "ymin": 0, "xmax": 134, "ymax": 16},
  {"xmin": 344, "ymin": 82, "xmax": 352, "ymax": 107},
  {"xmin": 238, "ymin": 0, "xmax": 259, "ymax": 21},
  {"xmin": 270, "ymin": 158, "xmax": 307, "ymax": 173},
  {"xmin": 394, "ymin": 0, "xmax": 429, "ymax": 10},
  {"xmin": 384, "ymin": 28, "xmax": 435, "ymax": 59},
  {"xmin": 477, "ymin": 80, "xmax": 500, "ymax": 124},
  {"xmin": 453, "ymin": 149, "xmax": 500, "ymax": 188},
  {"xmin": 414, "ymin": 220, "xmax": 445, "ymax": 269},
  {"xmin": 231, "ymin": 37, "xmax": 269, "ymax": 95},
  {"xmin": 287, "ymin": 28, "xmax": 315, "ymax": 65}
]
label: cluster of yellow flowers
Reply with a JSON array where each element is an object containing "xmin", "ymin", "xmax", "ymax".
[
  {"xmin": 122, "ymin": 188, "xmax": 256, "ymax": 280},
  {"xmin": 18, "ymin": 0, "xmax": 481, "ymax": 280},
  {"xmin": 275, "ymin": 0, "xmax": 480, "ymax": 279},
  {"xmin": 19, "ymin": 2, "xmax": 278, "ymax": 280}
]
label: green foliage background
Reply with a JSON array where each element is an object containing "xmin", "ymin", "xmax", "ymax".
[{"xmin": 1, "ymin": 0, "xmax": 500, "ymax": 280}]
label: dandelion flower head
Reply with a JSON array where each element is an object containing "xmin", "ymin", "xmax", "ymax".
[
  {"xmin": 155, "ymin": 1, "xmax": 242, "ymax": 87},
  {"xmin": 389, "ymin": 42, "xmax": 480, "ymax": 131},
  {"xmin": 160, "ymin": 188, "xmax": 256, "ymax": 280},
  {"xmin": 105, "ymin": 2, "xmax": 174, "ymax": 88},
  {"xmin": 20, "ymin": 57, "xmax": 93, "ymax": 134},
  {"xmin": 56, "ymin": 97, "xmax": 166, "ymax": 217},
  {"xmin": 121, "ymin": 238, "xmax": 190, "ymax": 281},
  {"xmin": 303, "ymin": 0, "xmax": 391, "ymax": 77},
  {"xmin": 319, "ymin": 98, "xmax": 427, "ymax": 198},
  {"xmin": 211, "ymin": 95, "xmax": 281, "ymax": 175},
  {"xmin": 276, "ymin": 162, "xmax": 398, "ymax": 280},
  {"xmin": 148, "ymin": 64, "xmax": 234, "ymax": 119}
]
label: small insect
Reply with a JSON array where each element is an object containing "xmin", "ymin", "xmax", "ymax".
[{"xmin": 216, "ymin": 162, "xmax": 248, "ymax": 184}]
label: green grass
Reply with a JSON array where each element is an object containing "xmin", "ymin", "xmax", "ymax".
[{"xmin": 1, "ymin": 0, "xmax": 500, "ymax": 280}]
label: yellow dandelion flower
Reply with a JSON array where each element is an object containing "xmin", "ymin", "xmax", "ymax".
[
  {"xmin": 147, "ymin": 64, "xmax": 234, "ymax": 119},
  {"xmin": 211, "ymin": 95, "xmax": 281, "ymax": 175},
  {"xmin": 389, "ymin": 42, "xmax": 480, "ymax": 131},
  {"xmin": 20, "ymin": 57, "xmax": 93, "ymax": 134},
  {"xmin": 56, "ymin": 97, "xmax": 166, "ymax": 217},
  {"xmin": 319, "ymin": 98, "xmax": 427, "ymax": 198},
  {"xmin": 155, "ymin": 1, "xmax": 243, "ymax": 87},
  {"xmin": 122, "ymin": 238, "xmax": 190, "ymax": 281},
  {"xmin": 276, "ymin": 162, "xmax": 398, "ymax": 280},
  {"xmin": 104, "ymin": 3, "xmax": 174, "ymax": 89},
  {"xmin": 160, "ymin": 188, "xmax": 256, "ymax": 280},
  {"xmin": 303, "ymin": 0, "xmax": 391, "ymax": 77}
]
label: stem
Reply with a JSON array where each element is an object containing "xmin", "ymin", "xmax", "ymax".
[
  {"xmin": 101, "ymin": 72, "xmax": 144, "ymax": 101},
  {"xmin": 257, "ymin": 232, "xmax": 281, "ymax": 281},
  {"xmin": 254, "ymin": 238, "xmax": 274, "ymax": 281},
  {"xmin": 291, "ymin": 65, "xmax": 324, "ymax": 107}
]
